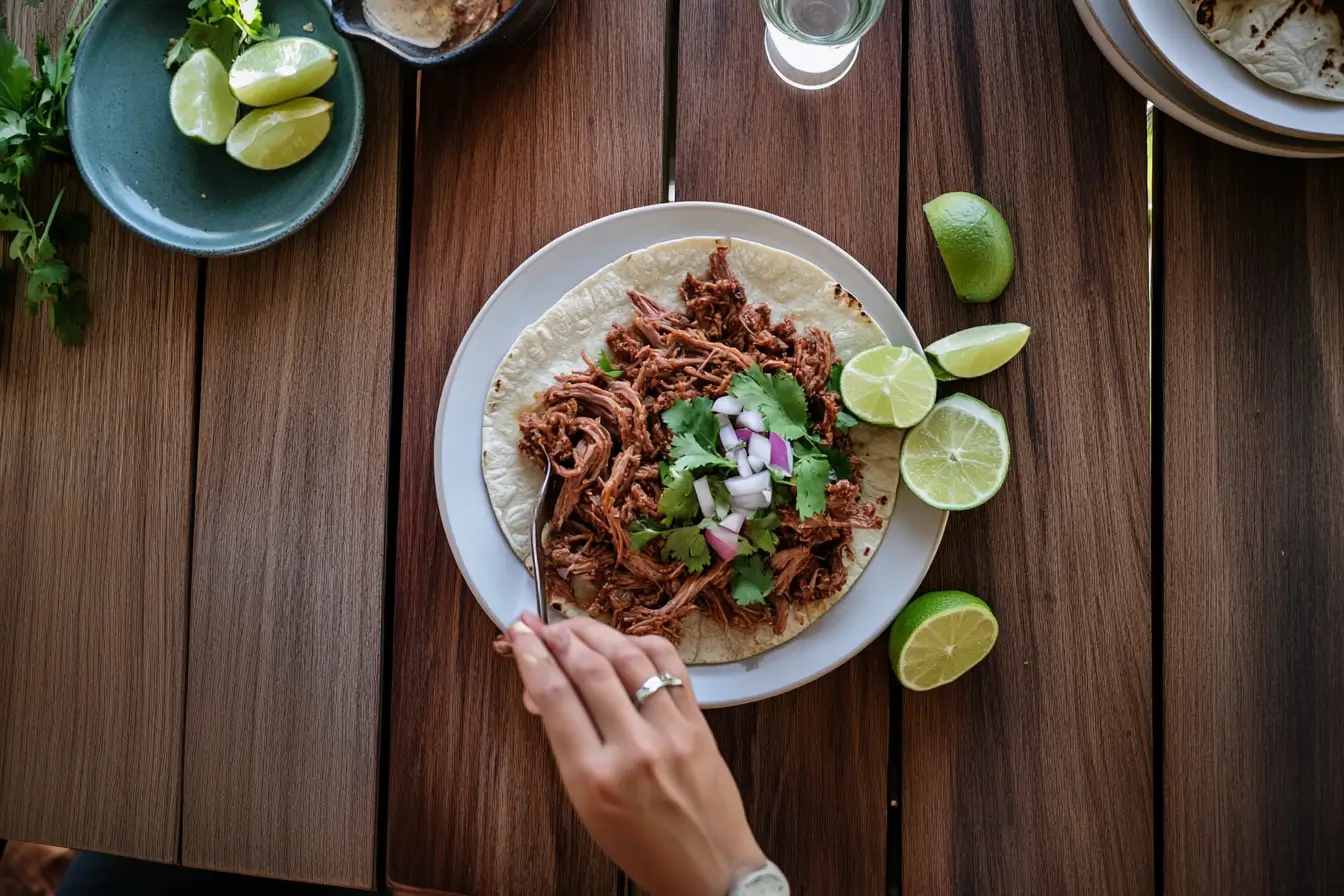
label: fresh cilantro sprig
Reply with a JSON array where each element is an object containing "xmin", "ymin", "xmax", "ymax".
[
  {"xmin": 828, "ymin": 362, "xmax": 859, "ymax": 430},
  {"xmin": 164, "ymin": 0, "xmax": 279, "ymax": 71},
  {"xmin": 629, "ymin": 515, "xmax": 714, "ymax": 573},
  {"xmin": 731, "ymin": 366, "xmax": 809, "ymax": 440},
  {"xmin": 662, "ymin": 397, "xmax": 736, "ymax": 475},
  {"xmin": 744, "ymin": 511, "xmax": 779, "ymax": 555},
  {"xmin": 731, "ymin": 555, "xmax": 774, "ymax": 606},
  {"xmin": 0, "ymin": 1, "xmax": 101, "ymax": 346},
  {"xmin": 657, "ymin": 464, "xmax": 699, "ymax": 522},
  {"xmin": 596, "ymin": 348, "xmax": 623, "ymax": 378}
]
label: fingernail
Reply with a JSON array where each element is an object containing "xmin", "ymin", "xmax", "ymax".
[{"xmin": 509, "ymin": 620, "xmax": 530, "ymax": 640}]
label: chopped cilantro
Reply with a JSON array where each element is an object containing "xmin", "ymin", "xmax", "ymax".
[
  {"xmin": 827, "ymin": 362, "xmax": 844, "ymax": 393},
  {"xmin": 731, "ymin": 555, "xmax": 775, "ymax": 606},
  {"xmin": 730, "ymin": 366, "xmax": 810, "ymax": 440},
  {"xmin": 669, "ymin": 433, "xmax": 734, "ymax": 475},
  {"xmin": 710, "ymin": 478, "xmax": 732, "ymax": 518},
  {"xmin": 792, "ymin": 454, "xmax": 830, "ymax": 520},
  {"xmin": 826, "ymin": 362, "xmax": 859, "ymax": 429},
  {"xmin": 835, "ymin": 409, "xmax": 859, "ymax": 430},
  {"xmin": 629, "ymin": 518, "xmax": 663, "ymax": 551},
  {"xmin": 745, "ymin": 512, "xmax": 780, "ymax": 555},
  {"xmin": 735, "ymin": 536, "xmax": 757, "ymax": 556},
  {"xmin": 661, "ymin": 526, "xmax": 711, "ymax": 573},
  {"xmin": 596, "ymin": 348, "xmax": 623, "ymax": 378},
  {"xmin": 658, "ymin": 468, "xmax": 699, "ymax": 521},
  {"xmin": 818, "ymin": 444, "xmax": 853, "ymax": 481},
  {"xmin": 661, "ymin": 397, "xmax": 719, "ymax": 447}
]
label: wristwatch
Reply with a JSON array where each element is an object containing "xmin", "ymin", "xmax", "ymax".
[{"xmin": 728, "ymin": 860, "xmax": 789, "ymax": 895}]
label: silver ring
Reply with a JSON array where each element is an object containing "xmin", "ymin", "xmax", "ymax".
[{"xmin": 633, "ymin": 672, "xmax": 684, "ymax": 705}]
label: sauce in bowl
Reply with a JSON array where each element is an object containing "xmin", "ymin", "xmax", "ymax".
[{"xmin": 363, "ymin": 0, "xmax": 507, "ymax": 49}]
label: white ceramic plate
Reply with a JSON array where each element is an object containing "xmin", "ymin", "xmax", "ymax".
[
  {"xmin": 1123, "ymin": 0, "xmax": 1344, "ymax": 140},
  {"xmin": 434, "ymin": 202, "xmax": 948, "ymax": 708},
  {"xmin": 1074, "ymin": 0, "xmax": 1344, "ymax": 156}
]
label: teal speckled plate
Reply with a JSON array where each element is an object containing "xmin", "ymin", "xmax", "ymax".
[{"xmin": 69, "ymin": 0, "xmax": 365, "ymax": 256}]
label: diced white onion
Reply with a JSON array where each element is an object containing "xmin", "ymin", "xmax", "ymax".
[
  {"xmin": 716, "ymin": 413, "xmax": 733, "ymax": 429},
  {"xmin": 725, "ymin": 470, "xmax": 771, "ymax": 496},
  {"xmin": 736, "ymin": 410, "xmax": 767, "ymax": 432},
  {"xmin": 747, "ymin": 455, "xmax": 765, "ymax": 472},
  {"xmin": 730, "ymin": 492, "xmax": 770, "ymax": 511},
  {"xmin": 721, "ymin": 511, "xmax": 746, "ymax": 533},
  {"xmin": 719, "ymin": 424, "xmax": 744, "ymax": 454},
  {"xmin": 693, "ymin": 477, "xmax": 715, "ymax": 518},
  {"xmin": 712, "ymin": 395, "xmax": 743, "ymax": 415},
  {"xmin": 735, "ymin": 449, "xmax": 753, "ymax": 478},
  {"xmin": 747, "ymin": 433, "xmax": 772, "ymax": 465}
]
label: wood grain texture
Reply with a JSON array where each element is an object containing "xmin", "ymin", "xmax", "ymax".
[
  {"xmin": 902, "ymin": 0, "xmax": 1152, "ymax": 893},
  {"xmin": 179, "ymin": 49, "xmax": 399, "ymax": 889},
  {"xmin": 0, "ymin": 0, "xmax": 197, "ymax": 860},
  {"xmin": 673, "ymin": 4, "xmax": 900, "ymax": 893},
  {"xmin": 1162, "ymin": 120, "xmax": 1344, "ymax": 895},
  {"xmin": 384, "ymin": 1, "xmax": 663, "ymax": 891}
]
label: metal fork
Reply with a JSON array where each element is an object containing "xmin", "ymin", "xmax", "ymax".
[{"xmin": 530, "ymin": 450, "xmax": 560, "ymax": 620}]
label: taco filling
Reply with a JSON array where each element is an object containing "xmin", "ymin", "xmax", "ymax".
[{"xmin": 515, "ymin": 247, "xmax": 884, "ymax": 646}]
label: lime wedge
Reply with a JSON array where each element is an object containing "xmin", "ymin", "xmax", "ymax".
[
  {"xmin": 927, "ymin": 355, "xmax": 957, "ymax": 382},
  {"xmin": 889, "ymin": 590, "xmax": 998, "ymax": 690},
  {"xmin": 839, "ymin": 345, "xmax": 937, "ymax": 428},
  {"xmin": 899, "ymin": 393, "xmax": 1010, "ymax": 510},
  {"xmin": 924, "ymin": 323, "xmax": 1031, "ymax": 379},
  {"xmin": 229, "ymin": 37, "xmax": 339, "ymax": 107},
  {"xmin": 170, "ymin": 49, "xmax": 237, "ymax": 146},
  {"xmin": 226, "ymin": 97, "xmax": 333, "ymax": 171},
  {"xmin": 923, "ymin": 191, "xmax": 1014, "ymax": 302}
]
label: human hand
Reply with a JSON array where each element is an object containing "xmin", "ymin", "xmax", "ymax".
[{"xmin": 505, "ymin": 612, "xmax": 767, "ymax": 896}]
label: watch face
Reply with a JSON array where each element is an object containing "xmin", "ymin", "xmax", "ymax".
[{"xmin": 738, "ymin": 864, "xmax": 789, "ymax": 896}]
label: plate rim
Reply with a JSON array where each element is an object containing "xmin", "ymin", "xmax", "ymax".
[
  {"xmin": 433, "ymin": 201, "xmax": 949, "ymax": 707},
  {"xmin": 1120, "ymin": 0, "xmax": 1344, "ymax": 141},
  {"xmin": 68, "ymin": 0, "xmax": 367, "ymax": 257},
  {"xmin": 1073, "ymin": 0, "xmax": 1344, "ymax": 157}
]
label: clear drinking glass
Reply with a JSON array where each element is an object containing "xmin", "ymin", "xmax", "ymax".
[{"xmin": 758, "ymin": 0, "xmax": 887, "ymax": 90}]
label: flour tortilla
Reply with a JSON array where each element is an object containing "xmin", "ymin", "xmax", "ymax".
[
  {"xmin": 1179, "ymin": 0, "xmax": 1344, "ymax": 102},
  {"xmin": 481, "ymin": 237, "xmax": 902, "ymax": 664}
]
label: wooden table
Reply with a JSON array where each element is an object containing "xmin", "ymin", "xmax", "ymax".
[{"xmin": 2, "ymin": 0, "xmax": 1341, "ymax": 892}]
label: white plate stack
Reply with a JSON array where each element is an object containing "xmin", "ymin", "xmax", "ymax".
[{"xmin": 1077, "ymin": 0, "xmax": 1344, "ymax": 157}]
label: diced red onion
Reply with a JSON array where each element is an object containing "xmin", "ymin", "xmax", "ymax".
[
  {"xmin": 712, "ymin": 395, "xmax": 743, "ymax": 415},
  {"xmin": 769, "ymin": 433, "xmax": 792, "ymax": 475},
  {"xmin": 747, "ymin": 455, "xmax": 765, "ymax": 473},
  {"xmin": 721, "ymin": 511, "xmax": 746, "ymax": 533},
  {"xmin": 747, "ymin": 433, "xmax": 772, "ymax": 465},
  {"xmin": 704, "ymin": 525, "xmax": 739, "ymax": 561},
  {"xmin": 736, "ymin": 428, "xmax": 752, "ymax": 442},
  {"xmin": 730, "ymin": 492, "xmax": 770, "ymax": 511},
  {"xmin": 719, "ymin": 424, "xmax": 744, "ymax": 453},
  {"xmin": 725, "ymin": 470, "xmax": 771, "ymax": 496},
  {"xmin": 737, "ymin": 410, "xmax": 767, "ymax": 432},
  {"xmin": 693, "ymin": 477, "xmax": 715, "ymax": 518},
  {"xmin": 735, "ymin": 449, "xmax": 753, "ymax": 478}
]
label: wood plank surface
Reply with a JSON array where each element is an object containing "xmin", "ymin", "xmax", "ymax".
[
  {"xmin": 902, "ymin": 0, "xmax": 1152, "ymax": 893},
  {"xmin": 1161, "ymin": 120, "xmax": 1344, "ymax": 894},
  {"xmin": 179, "ymin": 48, "xmax": 400, "ymax": 889},
  {"xmin": 673, "ymin": 4, "xmax": 901, "ymax": 893},
  {"xmin": 384, "ymin": 1, "xmax": 664, "ymax": 892},
  {"xmin": 0, "ymin": 0, "xmax": 198, "ymax": 861}
]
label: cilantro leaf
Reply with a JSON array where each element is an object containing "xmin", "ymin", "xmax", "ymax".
[
  {"xmin": 827, "ymin": 362, "xmax": 844, "ymax": 393},
  {"xmin": 836, "ymin": 409, "xmax": 859, "ymax": 430},
  {"xmin": 657, "ymin": 468, "xmax": 699, "ymax": 522},
  {"xmin": 629, "ymin": 518, "xmax": 663, "ymax": 552},
  {"xmin": 668, "ymin": 432, "xmax": 734, "ymax": 475},
  {"xmin": 730, "ymin": 366, "xmax": 810, "ymax": 440},
  {"xmin": 165, "ymin": 0, "xmax": 278, "ymax": 70},
  {"xmin": 745, "ymin": 512, "xmax": 780, "ymax": 555},
  {"xmin": 661, "ymin": 397, "xmax": 718, "ymax": 448},
  {"xmin": 596, "ymin": 348, "xmax": 623, "ymax": 378},
  {"xmin": 661, "ymin": 526, "xmax": 711, "ymax": 573},
  {"xmin": 0, "ymin": 21, "xmax": 35, "ymax": 113},
  {"xmin": 793, "ymin": 454, "xmax": 830, "ymax": 520},
  {"xmin": 710, "ymin": 478, "xmax": 732, "ymax": 518},
  {"xmin": 731, "ymin": 555, "xmax": 774, "ymax": 606}
]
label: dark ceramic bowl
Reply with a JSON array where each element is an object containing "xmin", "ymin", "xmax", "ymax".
[
  {"xmin": 324, "ymin": 0, "xmax": 557, "ymax": 67},
  {"xmin": 69, "ymin": 0, "xmax": 365, "ymax": 256}
]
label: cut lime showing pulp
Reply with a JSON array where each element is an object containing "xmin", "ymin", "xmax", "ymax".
[
  {"xmin": 229, "ymin": 37, "xmax": 339, "ymax": 107},
  {"xmin": 925, "ymin": 323, "xmax": 1031, "ymax": 379},
  {"xmin": 927, "ymin": 355, "xmax": 957, "ymax": 382},
  {"xmin": 923, "ymin": 191, "xmax": 1014, "ymax": 302},
  {"xmin": 839, "ymin": 345, "xmax": 937, "ymax": 428},
  {"xmin": 889, "ymin": 590, "xmax": 998, "ymax": 690},
  {"xmin": 170, "ymin": 49, "xmax": 237, "ymax": 146},
  {"xmin": 226, "ymin": 97, "xmax": 333, "ymax": 171},
  {"xmin": 899, "ymin": 393, "xmax": 1010, "ymax": 510}
]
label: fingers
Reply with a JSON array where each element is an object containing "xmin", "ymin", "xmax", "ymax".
[
  {"xmin": 526, "ymin": 614, "xmax": 645, "ymax": 742},
  {"xmin": 506, "ymin": 620, "xmax": 601, "ymax": 768},
  {"xmin": 633, "ymin": 635, "xmax": 702, "ymax": 719},
  {"xmin": 567, "ymin": 617, "xmax": 683, "ymax": 724}
]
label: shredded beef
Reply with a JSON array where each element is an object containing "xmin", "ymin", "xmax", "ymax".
[{"xmin": 516, "ymin": 246, "xmax": 882, "ymax": 645}]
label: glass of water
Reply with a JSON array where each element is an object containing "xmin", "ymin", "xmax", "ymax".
[{"xmin": 758, "ymin": 0, "xmax": 887, "ymax": 90}]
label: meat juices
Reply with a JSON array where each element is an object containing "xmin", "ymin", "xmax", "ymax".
[{"xmin": 363, "ymin": 0, "xmax": 505, "ymax": 48}]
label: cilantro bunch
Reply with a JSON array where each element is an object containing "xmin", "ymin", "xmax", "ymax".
[
  {"xmin": 164, "ymin": 0, "xmax": 278, "ymax": 71},
  {"xmin": 0, "ymin": 0, "xmax": 102, "ymax": 345}
]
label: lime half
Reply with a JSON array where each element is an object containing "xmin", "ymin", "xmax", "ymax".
[
  {"xmin": 226, "ymin": 97, "xmax": 333, "ymax": 171},
  {"xmin": 229, "ymin": 37, "xmax": 339, "ymax": 107},
  {"xmin": 925, "ymin": 323, "xmax": 1031, "ymax": 379},
  {"xmin": 839, "ymin": 345, "xmax": 937, "ymax": 428},
  {"xmin": 170, "ymin": 49, "xmax": 237, "ymax": 146},
  {"xmin": 889, "ymin": 590, "xmax": 998, "ymax": 690},
  {"xmin": 900, "ymin": 393, "xmax": 1010, "ymax": 510},
  {"xmin": 923, "ymin": 191, "xmax": 1014, "ymax": 302}
]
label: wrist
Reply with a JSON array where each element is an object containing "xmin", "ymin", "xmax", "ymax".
[{"xmin": 725, "ymin": 858, "xmax": 788, "ymax": 896}]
